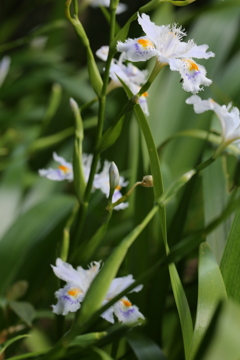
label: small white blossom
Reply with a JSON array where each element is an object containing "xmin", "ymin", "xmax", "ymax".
[
  {"xmin": 52, "ymin": 260, "xmax": 144, "ymax": 324},
  {"xmin": 101, "ymin": 275, "xmax": 144, "ymax": 324},
  {"xmin": 38, "ymin": 152, "xmax": 73, "ymax": 181},
  {"xmin": 117, "ymin": 13, "xmax": 215, "ymax": 94},
  {"xmin": 51, "ymin": 258, "xmax": 101, "ymax": 315},
  {"xmin": 87, "ymin": 0, "xmax": 127, "ymax": 14},
  {"xmin": 186, "ymin": 95, "xmax": 240, "ymax": 143},
  {"xmin": 38, "ymin": 153, "xmax": 94, "ymax": 182},
  {"xmin": 96, "ymin": 46, "xmax": 150, "ymax": 115},
  {"xmin": 39, "ymin": 154, "xmax": 128, "ymax": 211},
  {"xmin": 93, "ymin": 160, "xmax": 129, "ymax": 210}
]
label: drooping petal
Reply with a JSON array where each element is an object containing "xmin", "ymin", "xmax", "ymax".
[
  {"xmin": 117, "ymin": 37, "xmax": 157, "ymax": 62},
  {"xmin": 113, "ymin": 297, "xmax": 145, "ymax": 324},
  {"xmin": 52, "ymin": 284, "xmax": 84, "ymax": 316},
  {"xmin": 170, "ymin": 59, "xmax": 212, "ymax": 94}
]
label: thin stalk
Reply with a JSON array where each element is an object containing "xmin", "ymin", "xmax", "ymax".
[{"xmin": 73, "ymin": 3, "xmax": 117, "ymax": 245}]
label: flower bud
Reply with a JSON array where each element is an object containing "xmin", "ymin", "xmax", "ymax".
[
  {"xmin": 69, "ymin": 97, "xmax": 79, "ymax": 114},
  {"xmin": 109, "ymin": 162, "xmax": 120, "ymax": 194},
  {"xmin": 141, "ymin": 175, "xmax": 153, "ymax": 187}
]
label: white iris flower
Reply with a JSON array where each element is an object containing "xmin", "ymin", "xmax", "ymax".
[
  {"xmin": 101, "ymin": 275, "xmax": 145, "ymax": 324},
  {"xmin": 117, "ymin": 13, "xmax": 215, "ymax": 94},
  {"xmin": 186, "ymin": 95, "xmax": 240, "ymax": 144},
  {"xmin": 51, "ymin": 258, "xmax": 101, "ymax": 315},
  {"xmin": 52, "ymin": 259, "xmax": 145, "ymax": 324},
  {"xmin": 38, "ymin": 152, "xmax": 73, "ymax": 181},
  {"xmin": 96, "ymin": 46, "xmax": 150, "ymax": 115}
]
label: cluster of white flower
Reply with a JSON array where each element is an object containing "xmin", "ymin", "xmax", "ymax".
[
  {"xmin": 112, "ymin": 12, "xmax": 240, "ymax": 147},
  {"xmin": 96, "ymin": 46, "xmax": 150, "ymax": 116},
  {"xmin": 38, "ymin": 153, "xmax": 128, "ymax": 210},
  {"xmin": 116, "ymin": 13, "xmax": 215, "ymax": 94},
  {"xmin": 52, "ymin": 258, "xmax": 144, "ymax": 325}
]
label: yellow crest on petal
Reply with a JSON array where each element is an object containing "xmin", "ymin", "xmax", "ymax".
[
  {"xmin": 183, "ymin": 59, "xmax": 199, "ymax": 71},
  {"xmin": 137, "ymin": 39, "xmax": 154, "ymax": 49},
  {"xmin": 121, "ymin": 299, "xmax": 132, "ymax": 307},
  {"xmin": 58, "ymin": 165, "xmax": 71, "ymax": 174},
  {"xmin": 67, "ymin": 288, "xmax": 82, "ymax": 297}
]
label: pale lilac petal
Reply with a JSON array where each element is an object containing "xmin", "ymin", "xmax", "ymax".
[
  {"xmin": 52, "ymin": 284, "xmax": 83, "ymax": 316},
  {"xmin": 170, "ymin": 59, "xmax": 212, "ymax": 94},
  {"xmin": 117, "ymin": 37, "xmax": 157, "ymax": 62},
  {"xmin": 113, "ymin": 297, "xmax": 145, "ymax": 324}
]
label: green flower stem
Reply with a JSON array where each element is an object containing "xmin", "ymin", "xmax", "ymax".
[
  {"xmin": 138, "ymin": 60, "xmax": 167, "ymax": 96},
  {"xmin": 61, "ymin": 201, "xmax": 79, "ymax": 262},
  {"xmin": 72, "ymin": 3, "xmax": 117, "ymax": 247},
  {"xmin": 111, "ymin": 181, "xmax": 143, "ymax": 209},
  {"xmin": 73, "ymin": 0, "xmax": 78, "ymax": 16}
]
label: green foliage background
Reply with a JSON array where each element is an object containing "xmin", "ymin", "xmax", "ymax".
[{"xmin": 0, "ymin": 0, "xmax": 240, "ymax": 359}]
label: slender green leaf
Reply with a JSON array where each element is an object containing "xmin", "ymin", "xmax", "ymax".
[
  {"xmin": 0, "ymin": 334, "xmax": 30, "ymax": 355},
  {"xmin": 127, "ymin": 331, "xmax": 167, "ymax": 360},
  {"xmin": 195, "ymin": 301, "xmax": 240, "ymax": 360},
  {"xmin": 220, "ymin": 207, "xmax": 240, "ymax": 303},
  {"xmin": 189, "ymin": 243, "xmax": 227, "ymax": 360}
]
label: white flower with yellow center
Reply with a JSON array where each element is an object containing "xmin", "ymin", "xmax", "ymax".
[
  {"xmin": 86, "ymin": 0, "xmax": 127, "ymax": 14},
  {"xmin": 101, "ymin": 275, "xmax": 145, "ymax": 324},
  {"xmin": 51, "ymin": 258, "xmax": 101, "ymax": 315},
  {"xmin": 96, "ymin": 46, "xmax": 150, "ymax": 115},
  {"xmin": 38, "ymin": 153, "xmax": 94, "ymax": 182},
  {"xmin": 38, "ymin": 152, "xmax": 73, "ymax": 181},
  {"xmin": 117, "ymin": 13, "xmax": 215, "ymax": 94},
  {"xmin": 93, "ymin": 160, "xmax": 129, "ymax": 210},
  {"xmin": 186, "ymin": 95, "xmax": 240, "ymax": 144}
]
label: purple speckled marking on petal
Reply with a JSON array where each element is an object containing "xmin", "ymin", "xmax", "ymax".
[
  {"xmin": 120, "ymin": 307, "xmax": 136, "ymax": 318},
  {"xmin": 61, "ymin": 295, "xmax": 79, "ymax": 305},
  {"xmin": 133, "ymin": 43, "xmax": 151, "ymax": 58},
  {"xmin": 185, "ymin": 71, "xmax": 200, "ymax": 81}
]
